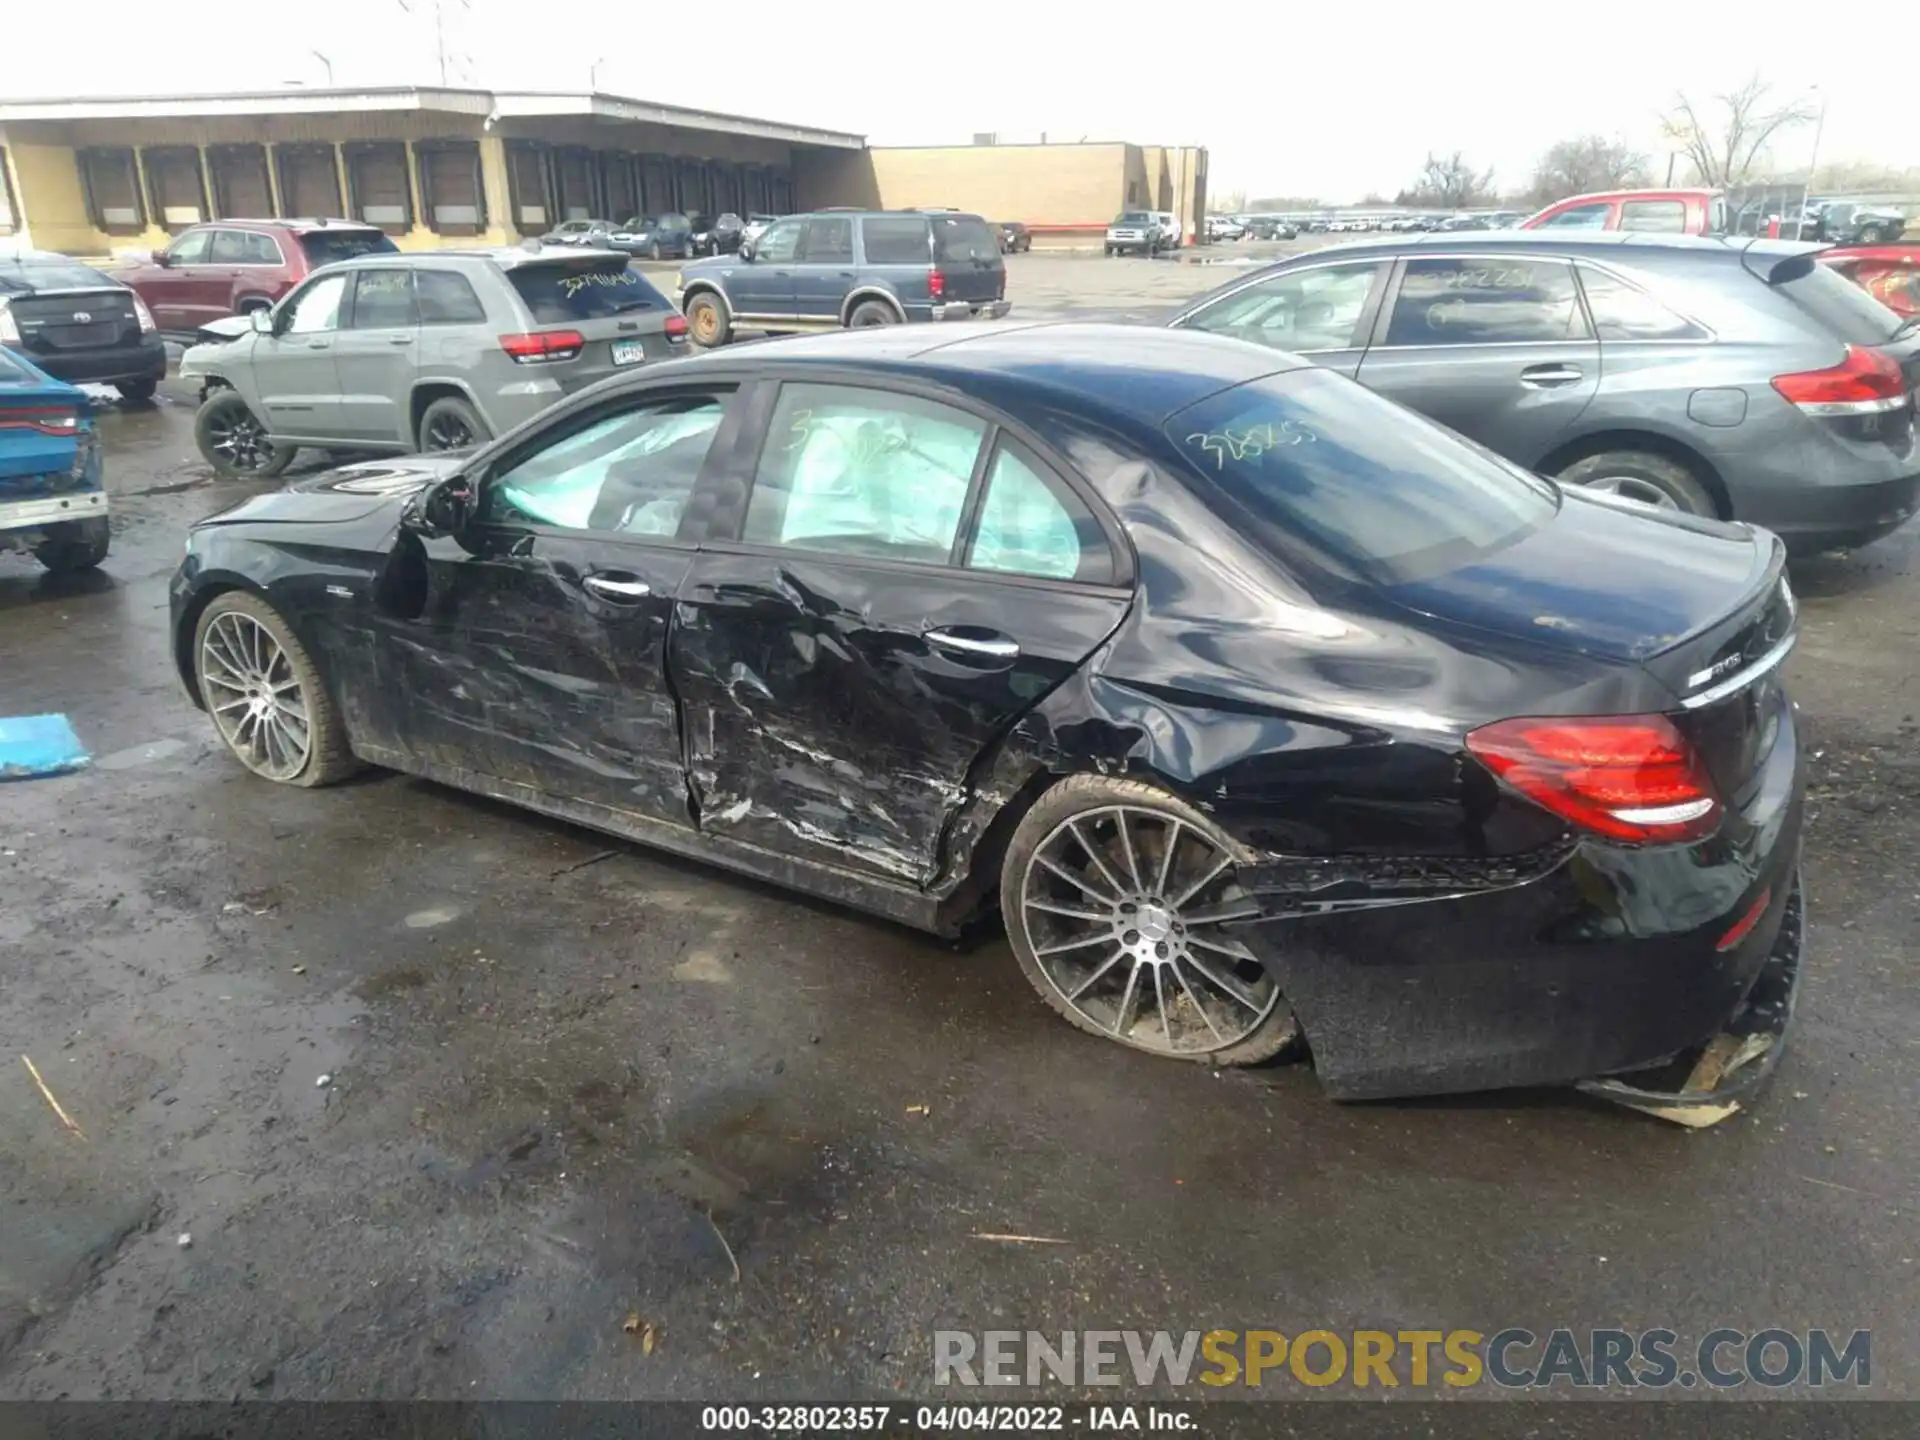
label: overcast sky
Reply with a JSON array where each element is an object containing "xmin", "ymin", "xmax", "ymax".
[{"xmin": 9, "ymin": 0, "xmax": 1918, "ymax": 201}]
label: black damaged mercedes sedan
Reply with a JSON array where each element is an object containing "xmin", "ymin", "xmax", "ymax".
[{"xmin": 170, "ymin": 323, "xmax": 1805, "ymax": 1116}]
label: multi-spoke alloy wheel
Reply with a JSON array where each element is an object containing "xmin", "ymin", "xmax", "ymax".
[
  {"xmin": 1003, "ymin": 781, "xmax": 1296, "ymax": 1063},
  {"xmin": 191, "ymin": 594, "xmax": 358, "ymax": 788},
  {"xmin": 200, "ymin": 611, "xmax": 313, "ymax": 781}
]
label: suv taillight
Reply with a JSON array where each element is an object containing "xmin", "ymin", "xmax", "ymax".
[
  {"xmin": 1772, "ymin": 344, "xmax": 1908, "ymax": 416},
  {"xmin": 1465, "ymin": 714, "xmax": 1720, "ymax": 845},
  {"xmin": 499, "ymin": 329, "xmax": 586, "ymax": 364},
  {"xmin": 928, "ymin": 267, "xmax": 946, "ymax": 301},
  {"xmin": 664, "ymin": 314, "xmax": 689, "ymax": 342}
]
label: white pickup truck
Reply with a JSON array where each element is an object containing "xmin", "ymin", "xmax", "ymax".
[{"xmin": 1105, "ymin": 211, "xmax": 1161, "ymax": 257}]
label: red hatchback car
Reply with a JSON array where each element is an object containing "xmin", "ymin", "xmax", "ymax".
[
  {"xmin": 117, "ymin": 219, "xmax": 397, "ymax": 340},
  {"xmin": 1819, "ymin": 245, "xmax": 1920, "ymax": 318}
]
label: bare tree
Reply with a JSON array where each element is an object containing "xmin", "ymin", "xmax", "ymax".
[
  {"xmin": 1528, "ymin": 135, "xmax": 1651, "ymax": 204},
  {"xmin": 1210, "ymin": 187, "xmax": 1249, "ymax": 215},
  {"xmin": 1398, "ymin": 152, "xmax": 1497, "ymax": 209},
  {"xmin": 1661, "ymin": 75, "xmax": 1816, "ymax": 189}
]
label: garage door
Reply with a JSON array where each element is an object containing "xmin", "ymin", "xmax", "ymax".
[
  {"xmin": 79, "ymin": 147, "xmax": 145, "ymax": 234},
  {"xmin": 346, "ymin": 143, "xmax": 413, "ymax": 234},
  {"xmin": 418, "ymin": 142, "xmax": 484, "ymax": 236},
  {"xmin": 143, "ymin": 147, "xmax": 207, "ymax": 231},
  {"xmin": 277, "ymin": 145, "xmax": 343, "ymax": 219},
  {"xmin": 209, "ymin": 145, "xmax": 273, "ymax": 219}
]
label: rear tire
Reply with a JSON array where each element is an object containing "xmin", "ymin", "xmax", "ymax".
[
  {"xmin": 194, "ymin": 390, "xmax": 295, "ymax": 478},
  {"xmin": 685, "ymin": 290, "xmax": 732, "ymax": 347},
  {"xmin": 1000, "ymin": 773, "xmax": 1300, "ymax": 1066},
  {"xmin": 193, "ymin": 590, "xmax": 358, "ymax": 788},
  {"xmin": 648, "ymin": 240, "xmax": 662, "ymax": 261},
  {"xmin": 1857, "ymin": 224, "xmax": 1888, "ymax": 245},
  {"xmin": 34, "ymin": 516, "xmax": 110, "ymax": 573},
  {"xmin": 847, "ymin": 299, "xmax": 898, "ymax": 329},
  {"xmin": 417, "ymin": 395, "xmax": 490, "ymax": 453},
  {"xmin": 1555, "ymin": 450, "xmax": 1718, "ymax": 517},
  {"xmin": 114, "ymin": 378, "xmax": 158, "ymax": 405}
]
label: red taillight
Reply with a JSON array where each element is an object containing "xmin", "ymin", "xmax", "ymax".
[
  {"xmin": 1771, "ymin": 344, "xmax": 1908, "ymax": 417},
  {"xmin": 1465, "ymin": 714, "xmax": 1721, "ymax": 845},
  {"xmin": 499, "ymin": 329, "xmax": 585, "ymax": 364},
  {"xmin": 664, "ymin": 314, "xmax": 689, "ymax": 342},
  {"xmin": 928, "ymin": 267, "xmax": 946, "ymax": 301},
  {"xmin": 0, "ymin": 405, "xmax": 80, "ymax": 436},
  {"xmin": 1715, "ymin": 886, "xmax": 1774, "ymax": 952}
]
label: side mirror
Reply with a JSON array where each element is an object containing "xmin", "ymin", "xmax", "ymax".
[
  {"xmin": 250, "ymin": 308, "xmax": 274, "ymax": 335},
  {"xmin": 399, "ymin": 475, "xmax": 475, "ymax": 540},
  {"xmin": 153, "ymin": 250, "xmax": 173, "ymax": 268}
]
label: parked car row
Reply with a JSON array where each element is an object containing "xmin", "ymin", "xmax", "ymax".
[{"xmin": 540, "ymin": 212, "xmax": 746, "ymax": 259}]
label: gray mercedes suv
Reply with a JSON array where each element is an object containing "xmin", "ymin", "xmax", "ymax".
[
  {"xmin": 1168, "ymin": 232, "xmax": 1920, "ymax": 552},
  {"xmin": 180, "ymin": 247, "xmax": 687, "ymax": 477}
]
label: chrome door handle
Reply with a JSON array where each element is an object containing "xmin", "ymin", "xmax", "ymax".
[
  {"xmin": 1520, "ymin": 364, "xmax": 1582, "ymax": 387},
  {"xmin": 306, "ymin": 340, "xmax": 331, "ymax": 349},
  {"xmin": 387, "ymin": 334, "xmax": 414, "ymax": 345},
  {"xmin": 583, "ymin": 574, "xmax": 652, "ymax": 601},
  {"xmin": 925, "ymin": 627, "xmax": 1019, "ymax": 661}
]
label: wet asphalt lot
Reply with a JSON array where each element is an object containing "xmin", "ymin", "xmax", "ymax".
[{"xmin": 2, "ymin": 251, "xmax": 1918, "ymax": 1412}]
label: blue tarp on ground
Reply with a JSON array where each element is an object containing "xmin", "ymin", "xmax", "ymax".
[{"xmin": 0, "ymin": 714, "xmax": 89, "ymax": 779}]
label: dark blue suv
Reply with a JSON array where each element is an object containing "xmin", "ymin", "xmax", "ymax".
[{"xmin": 675, "ymin": 209, "xmax": 1010, "ymax": 345}]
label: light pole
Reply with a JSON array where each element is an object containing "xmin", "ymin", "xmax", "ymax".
[
  {"xmin": 590, "ymin": 56, "xmax": 609, "ymax": 92},
  {"xmin": 1794, "ymin": 86, "xmax": 1826, "ymax": 242},
  {"xmin": 311, "ymin": 50, "xmax": 334, "ymax": 86}
]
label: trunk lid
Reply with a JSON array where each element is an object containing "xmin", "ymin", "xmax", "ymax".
[
  {"xmin": 6, "ymin": 286, "xmax": 141, "ymax": 359},
  {"xmin": 1388, "ymin": 487, "xmax": 1792, "ymax": 802},
  {"xmin": 0, "ymin": 355, "xmax": 85, "ymax": 488}
]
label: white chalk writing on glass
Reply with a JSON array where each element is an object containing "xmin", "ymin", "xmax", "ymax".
[{"xmin": 1184, "ymin": 422, "xmax": 1316, "ymax": 471}]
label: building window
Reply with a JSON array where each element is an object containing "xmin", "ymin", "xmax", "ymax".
[
  {"xmin": 276, "ymin": 144, "xmax": 343, "ymax": 219},
  {"xmin": 208, "ymin": 144, "xmax": 273, "ymax": 219},
  {"xmin": 344, "ymin": 141, "xmax": 414, "ymax": 234},
  {"xmin": 78, "ymin": 147, "xmax": 145, "ymax": 234},
  {"xmin": 553, "ymin": 146, "xmax": 599, "ymax": 220},
  {"xmin": 0, "ymin": 149, "xmax": 17, "ymax": 235},
  {"xmin": 504, "ymin": 141, "xmax": 552, "ymax": 232},
  {"xmin": 415, "ymin": 140, "xmax": 485, "ymax": 236},
  {"xmin": 142, "ymin": 146, "xmax": 207, "ymax": 232}
]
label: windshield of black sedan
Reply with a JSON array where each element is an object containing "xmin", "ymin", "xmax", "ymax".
[{"xmin": 1166, "ymin": 369, "xmax": 1558, "ymax": 583}]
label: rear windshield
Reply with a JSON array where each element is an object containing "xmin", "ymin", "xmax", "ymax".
[
  {"xmin": 507, "ymin": 259, "xmax": 668, "ymax": 322},
  {"xmin": 1166, "ymin": 369, "xmax": 1558, "ymax": 584},
  {"xmin": 0, "ymin": 259, "xmax": 117, "ymax": 293},
  {"xmin": 298, "ymin": 231, "xmax": 400, "ymax": 267},
  {"xmin": 933, "ymin": 215, "xmax": 1000, "ymax": 264},
  {"xmin": 1777, "ymin": 260, "xmax": 1907, "ymax": 344}
]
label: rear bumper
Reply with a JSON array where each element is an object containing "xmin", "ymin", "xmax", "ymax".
[
  {"xmin": 1238, "ymin": 707, "xmax": 1806, "ymax": 1103},
  {"xmin": 0, "ymin": 488, "xmax": 109, "ymax": 533},
  {"xmin": 6, "ymin": 335, "xmax": 166, "ymax": 386},
  {"xmin": 929, "ymin": 299, "xmax": 1012, "ymax": 322},
  {"xmin": 1750, "ymin": 470, "xmax": 1920, "ymax": 553}
]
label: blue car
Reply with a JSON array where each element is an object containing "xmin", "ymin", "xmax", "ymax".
[{"xmin": 0, "ymin": 348, "xmax": 108, "ymax": 573}]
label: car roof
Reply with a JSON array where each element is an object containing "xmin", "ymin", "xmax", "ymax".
[
  {"xmin": 1285, "ymin": 231, "xmax": 1824, "ymax": 262},
  {"xmin": 683, "ymin": 321, "xmax": 1305, "ymax": 424},
  {"xmin": 322, "ymin": 244, "xmax": 630, "ymax": 270},
  {"xmin": 1534, "ymin": 187, "xmax": 1717, "ymax": 207},
  {"xmin": 189, "ymin": 218, "xmax": 383, "ymax": 234}
]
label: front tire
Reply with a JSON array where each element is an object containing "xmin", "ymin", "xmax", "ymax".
[
  {"xmin": 1556, "ymin": 450, "xmax": 1717, "ymax": 516},
  {"xmin": 193, "ymin": 591, "xmax": 357, "ymax": 788},
  {"xmin": 34, "ymin": 516, "xmax": 110, "ymax": 573},
  {"xmin": 685, "ymin": 290, "xmax": 732, "ymax": 347},
  {"xmin": 195, "ymin": 390, "xmax": 295, "ymax": 478},
  {"xmin": 1000, "ymin": 774, "xmax": 1299, "ymax": 1065},
  {"xmin": 417, "ymin": 395, "xmax": 490, "ymax": 453}
]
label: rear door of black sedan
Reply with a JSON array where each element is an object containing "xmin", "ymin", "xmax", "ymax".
[{"xmin": 669, "ymin": 375, "xmax": 1134, "ymax": 887}]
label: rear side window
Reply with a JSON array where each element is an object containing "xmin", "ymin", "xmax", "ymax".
[
  {"xmin": 507, "ymin": 260, "xmax": 666, "ymax": 322},
  {"xmin": 1619, "ymin": 200, "xmax": 1687, "ymax": 233},
  {"xmin": 1384, "ymin": 257, "xmax": 1589, "ymax": 345},
  {"xmin": 933, "ymin": 215, "xmax": 1000, "ymax": 264},
  {"xmin": 416, "ymin": 269, "xmax": 486, "ymax": 324},
  {"xmin": 966, "ymin": 441, "xmax": 1112, "ymax": 583},
  {"xmin": 743, "ymin": 382, "xmax": 986, "ymax": 564},
  {"xmin": 804, "ymin": 217, "xmax": 854, "ymax": 264},
  {"xmin": 347, "ymin": 269, "xmax": 417, "ymax": 328},
  {"xmin": 861, "ymin": 217, "xmax": 931, "ymax": 264},
  {"xmin": 1166, "ymin": 368, "xmax": 1557, "ymax": 585},
  {"xmin": 1774, "ymin": 261, "xmax": 1906, "ymax": 344},
  {"xmin": 1576, "ymin": 266, "xmax": 1708, "ymax": 341},
  {"xmin": 297, "ymin": 230, "xmax": 400, "ymax": 267}
]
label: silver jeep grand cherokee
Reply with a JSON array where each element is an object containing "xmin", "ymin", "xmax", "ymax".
[{"xmin": 180, "ymin": 247, "xmax": 688, "ymax": 477}]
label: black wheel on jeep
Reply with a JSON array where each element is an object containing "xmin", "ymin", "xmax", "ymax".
[{"xmin": 194, "ymin": 390, "xmax": 295, "ymax": 478}]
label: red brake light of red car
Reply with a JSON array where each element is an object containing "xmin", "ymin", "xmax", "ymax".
[
  {"xmin": 499, "ymin": 329, "xmax": 585, "ymax": 364},
  {"xmin": 0, "ymin": 405, "xmax": 81, "ymax": 436},
  {"xmin": 1771, "ymin": 344, "xmax": 1908, "ymax": 416},
  {"xmin": 928, "ymin": 267, "xmax": 946, "ymax": 301},
  {"xmin": 1465, "ymin": 715, "xmax": 1721, "ymax": 845},
  {"xmin": 664, "ymin": 314, "xmax": 689, "ymax": 342}
]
